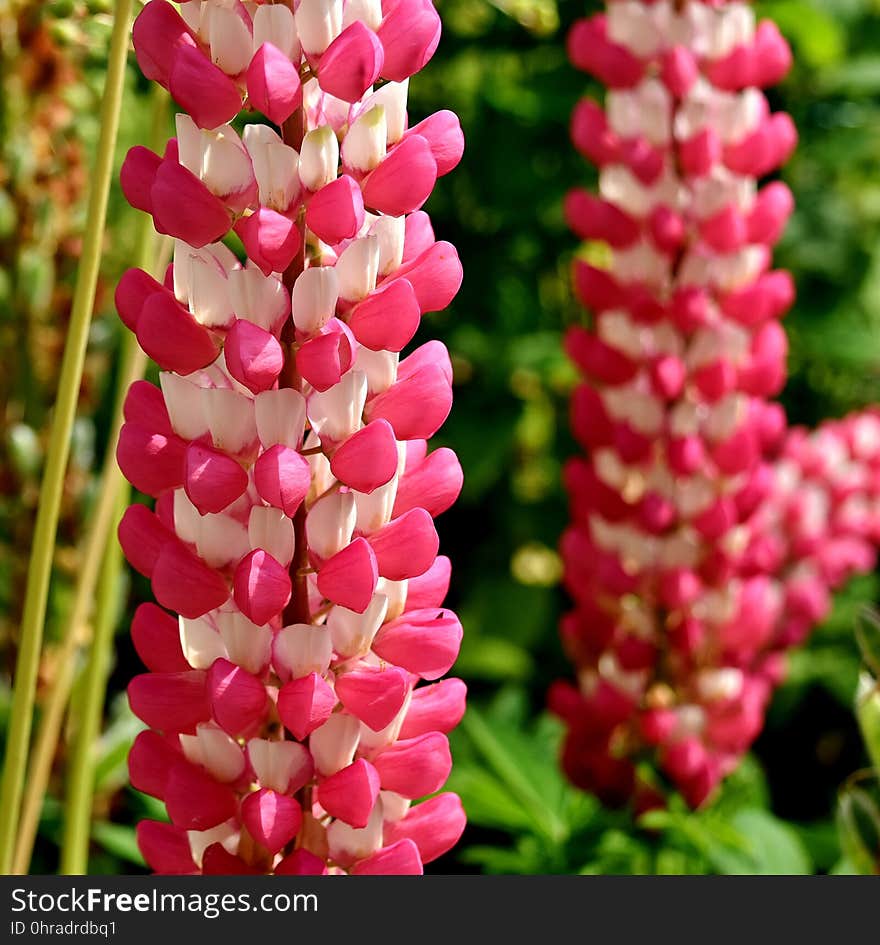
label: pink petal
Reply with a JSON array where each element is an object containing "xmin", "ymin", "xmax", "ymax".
[
  {"xmin": 132, "ymin": 0, "xmax": 196, "ymax": 85},
  {"xmin": 115, "ymin": 267, "xmax": 164, "ymax": 334},
  {"xmin": 117, "ymin": 423, "xmax": 186, "ymax": 498},
  {"xmin": 406, "ymin": 110, "xmax": 464, "ymax": 176},
  {"xmin": 722, "ymin": 270, "xmax": 795, "ymax": 326},
  {"xmin": 241, "ymin": 788, "xmax": 302, "ymax": 855},
  {"xmin": 406, "ymin": 555, "xmax": 451, "ymax": 609},
  {"xmin": 128, "ymin": 670, "xmax": 211, "ymax": 732},
  {"xmin": 661, "ymin": 45, "xmax": 698, "ymax": 97},
  {"xmin": 330, "ymin": 420, "xmax": 398, "ymax": 494},
  {"xmin": 362, "ymin": 134, "xmax": 437, "ymax": 216},
  {"xmin": 570, "ymin": 98, "xmax": 618, "ymax": 166},
  {"xmin": 233, "ymin": 549, "xmax": 292, "ymax": 626},
  {"xmin": 208, "ymin": 658, "xmax": 269, "ymax": 737},
  {"xmin": 295, "ymin": 319, "xmax": 355, "ymax": 392},
  {"xmin": 247, "ymin": 42, "xmax": 303, "ymax": 127},
  {"xmin": 150, "ymin": 159, "xmax": 231, "ymax": 247},
  {"xmin": 748, "ymin": 180, "xmax": 793, "ymax": 245},
  {"xmin": 334, "ymin": 665, "xmax": 409, "ymax": 731},
  {"xmin": 399, "ymin": 678, "xmax": 467, "ymax": 739},
  {"xmin": 377, "ymin": 0, "xmax": 441, "ymax": 82},
  {"xmin": 317, "ymin": 22, "xmax": 384, "ymax": 103},
  {"xmin": 169, "ymin": 44, "xmax": 242, "ymax": 130},
  {"xmin": 348, "ymin": 278, "xmax": 420, "ymax": 352},
  {"xmin": 317, "ymin": 759, "xmax": 381, "ymax": 829},
  {"xmin": 120, "ymin": 147, "xmax": 162, "ymax": 216},
  {"xmin": 165, "ymin": 760, "xmax": 238, "ymax": 830},
  {"xmin": 567, "ymin": 15, "xmax": 643, "ymax": 88},
  {"xmin": 123, "ymin": 379, "xmax": 172, "ymax": 434},
  {"xmin": 234, "ymin": 208, "xmax": 301, "ymax": 276},
  {"xmin": 373, "ymin": 732, "xmax": 452, "ymax": 798},
  {"xmin": 137, "ymin": 291, "xmax": 221, "ymax": 374},
  {"xmin": 152, "ymin": 541, "xmax": 231, "ymax": 619},
  {"xmin": 383, "ymin": 792, "xmax": 466, "ymax": 864},
  {"xmin": 700, "ymin": 203, "xmax": 747, "ymax": 253},
  {"xmin": 372, "ymin": 607, "xmax": 462, "ymax": 680},
  {"xmin": 365, "ymin": 362, "xmax": 452, "ymax": 440},
  {"xmin": 136, "ymin": 820, "xmax": 197, "ymax": 875},
  {"xmin": 352, "ymin": 838, "xmax": 423, "ymax": 875},
  {"xmin": 128, "ymin": 730, "xmax": 181, "ymax": 799},
  {"xmin": 403, "ymin": 340, "xmax": 447, "ymax": 381},
  {"xmin": 277, "ymin": 672, "xmax": 337, "ymax": 741},
  {"xmin": 367, "ymin": 508, "xmax": 439, "ymax": 580},
  {"xmin": 131, "ymin": 602, "xmax": 190, "ymax": 673},
  {"xmin": 202, "ymin": 844, "xmax": 261, "ymax": 875},
  {"xmin": 316, "ymin": 538, "xmax": 379, "ymax": 613},
  {"xmin": 386, "ymin": 240, "xmax": 462, "ymax": 313},
  {"xmin": 564, "ymin": 190, "xmax": 638, "ymax": 247},
  {"xmin": 393, "ymin": 446, "xmax": 462, "ymax": 517},
  {"xmin": 572, "ymin": 261, "xmax": 624, "ymax": 312},
  {"xmin": 305, "ymin": 175, "xmax": 365, "ymax": 245},
  {"xmin": 401, "ymin": 210, "xmax": 435, "ymax": 263},
  {"xmin": 679, "ymin": 128, "xmax": 721, "ymax": 177},
  {"xmin": 117, "ymin": 504, "xmax": 173, "ymax": 578},
  {"xmin": 224, "ymin": 319, "xmax": 284, "ymax": 394},
  {"xmin": 184, "ymin": 441, "xmax": 248, "ymax": 514},
  {"xmin": 253, "ymin": 444, "xmax": 311, "ymax": 517},
  {"xmin": 753, "ymin": 21, "xmax": 792, "ymax": 87},
  {"xmin": 274, "ymin": 848, "xmax": 328, "ymax": 875}
]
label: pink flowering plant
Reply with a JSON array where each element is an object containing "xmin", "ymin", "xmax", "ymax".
[
  {"xmin": 553, "ymin": 0, "xmax": 880, "ymax": 813},
  {"xmin": 6, "ymin": 0, "xmax": 880, "ymax": 881},
  {"xmin": 115, "ymin": 0, "xmax": 466, "ymax": 875}
]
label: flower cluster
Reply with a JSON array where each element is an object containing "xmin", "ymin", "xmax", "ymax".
[
  {"xmin": 116, "ymin": 0, "xmax": 466, "ymax": 874},
  {"xmin": 554, "ymin": 0, "xmax": 880, "ymax": 808}
]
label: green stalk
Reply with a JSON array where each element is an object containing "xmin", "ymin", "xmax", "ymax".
[
  {"xmin": 0, "ymin": 0, "xmax": 134, "ymax": 873},
  {"xmin": 11, "ymin": 343, "xmax": 146, "ymax": 875},
  {"xmin": 11, "ymin": 86, "xmax": 170, "ymax": 877},
  {"xmin": 59, "ymin": 488, "xmax": 128, "ymax": 875}
]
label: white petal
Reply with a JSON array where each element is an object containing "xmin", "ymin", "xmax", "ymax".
[
  {"xmin": 292, "ymin": 266, "xmax": 338, "ymax": 334},
  {"xmin": 306, "ymin": 490, "xmax": 356, "ymax": 559},
  {"xmin": 248, "ymin": 506, "xmax": 296, "ymax": 567},
  {"xmin": 309, "ymin": 711, "xmax": 360, "ymax": 776},
  {"xmin": 255, "ymin": 388, "xmax": 307, "ymax": 448},
  {"xmin": 273, "ymin": 623, "xmax": 333, "ymax": 679}
]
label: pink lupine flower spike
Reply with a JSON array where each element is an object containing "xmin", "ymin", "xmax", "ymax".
[{"xmin": 118, "ymin": 0, "xmax": 466, "ymax": 875}]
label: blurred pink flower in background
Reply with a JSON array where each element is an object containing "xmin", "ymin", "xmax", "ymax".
[{"xmin": 554, "ymin": 0, "xmax": 880, "ymax": 810}]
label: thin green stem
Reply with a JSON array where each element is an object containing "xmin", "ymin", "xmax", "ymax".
[
  {"xmin": 59, "ymin": 488, "xmax": 128, "ymax": 875},
  {"xmin": 12, "ymin": 346, "xmax": 148, "ymax": 875},
  {"xmin": 11, "ymin": 87, "xmax": 170, "ymax": 877},
  {"xmin": 0, "ymin": 0, "xmax": 134, "ymax": 873}
]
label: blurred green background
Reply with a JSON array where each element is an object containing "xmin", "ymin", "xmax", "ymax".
[{"xmin": 3, "ymin": 0, "xmax": 880, "ymax": 874}]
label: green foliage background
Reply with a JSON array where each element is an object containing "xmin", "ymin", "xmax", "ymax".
[{"xmin": 3, "ymin": 0, "xmax": 880, "ymax": 874}]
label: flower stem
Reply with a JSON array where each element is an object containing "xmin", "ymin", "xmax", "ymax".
[
  {"xmin": 0, "ymin": 0, "xmax": 134, "ymax": 873},
  {"xmin": 280, "ymin": 106, "xmax": 312, "ymax": 628},
  {"xmin": 59, "ymin": 487, "xmax": 128, "ymax": 875},
  {"xmin": 11, "ymin": 86, "xmax": 169, "ymax": 877}
]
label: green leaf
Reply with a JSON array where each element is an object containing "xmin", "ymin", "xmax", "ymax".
[
  {"xmin": 93, "ymin": 697, "xmax": 144, "ymax": 792},
  {"xmin": 837, "ymin": 787, "xmax": 880, "ymax": 874},
  {"xmin": 856, "ymin": 674, "xmax": 880, "ymax": 775},
  {"xmin": 459, "ymin": 707, "xmax": 568, "ymax": 845},
  {"xmin": 818, "ymin": 56, "xmax": 880, "ymax": 94},
  {"xmin": 90, "ymin": 822, "xmax": 145, "ymax": 868},
  {"xmin": 454, "ymin": 635, "xmax": 533, "ymax": 682},
  {"xmin": 710, "ymin": 809, "xmax": 813, "ymax": 875},
  {"xmin": 446, "ymin": 766, "xmax": 538, "ymax": 835},
  {"xmin": 763, "ymin": 0, "xmax": 846, "ymax": 67},
  {"xmin": 855, "ymin": 607, "xmax": 880, "ymax": 679}
]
